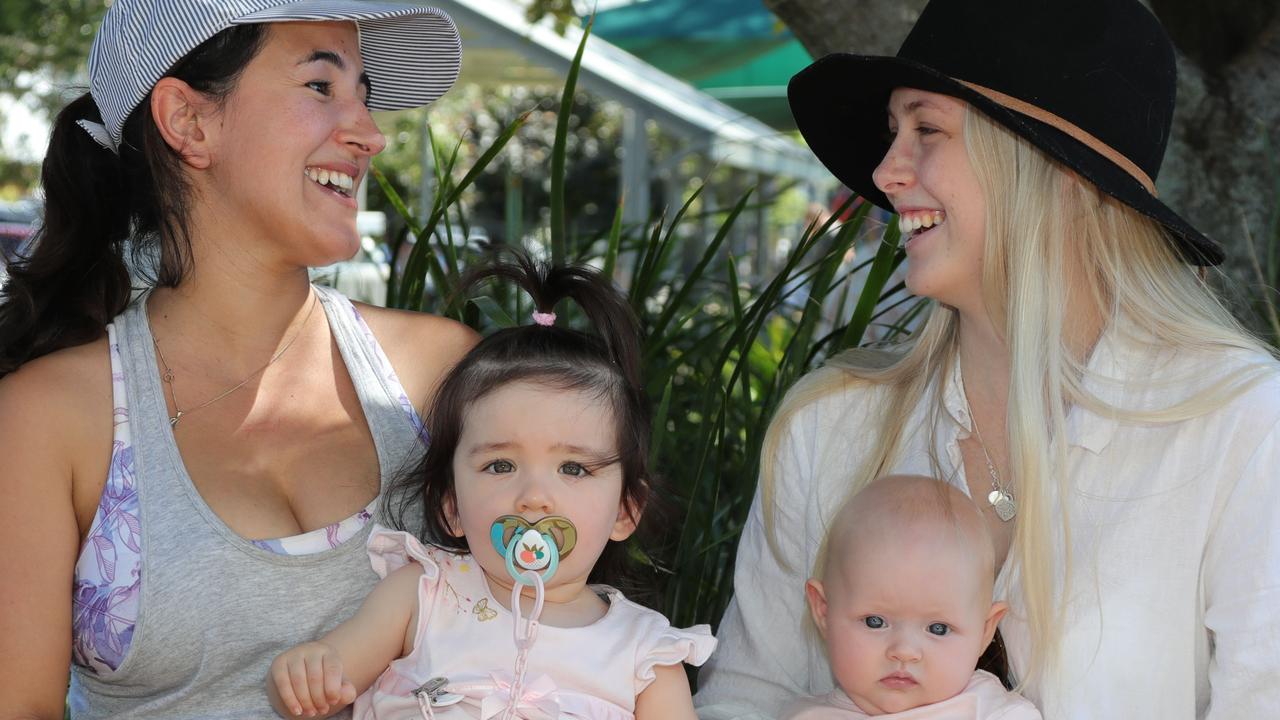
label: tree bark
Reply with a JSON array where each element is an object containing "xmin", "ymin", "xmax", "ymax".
[{"xmin": 766, "ymin": 0, "xmax": 1280, "ymax": 286}]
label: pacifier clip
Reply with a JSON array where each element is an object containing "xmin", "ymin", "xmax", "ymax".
[
  {"xmin": 414, "ymin": 516, "xmax": 577, "ymax": 719},
  {"xmin": 490, "ymin": 515, "xmax": 575, "ymax": 720}
]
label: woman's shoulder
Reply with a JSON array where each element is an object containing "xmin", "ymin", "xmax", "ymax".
[
  {"xmin": 0, "ymin": 336, "xmax": 111, "ymax": 435},
  {"xmin": 0, "ymin": 337, "xmax": 113, "ymax": 519},
  {"xmin": 353, "ymin": 303, "xmax": 479, "ymax": 356},
  {"xmin": 352, "ymin": 303, "xmax": 479, "ymax": 400},
  {"xmin": 774, "ymin": 361, "xmax": 895, "ymax": 440},
  {"xmin": 1165, "ymin": 342, "xmax": 1280, "ymax": 416}
]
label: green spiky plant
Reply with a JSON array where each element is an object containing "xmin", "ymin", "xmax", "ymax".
[{"xmin": 372, "ymin": 19, "xmax": 919, "ymax": 634}]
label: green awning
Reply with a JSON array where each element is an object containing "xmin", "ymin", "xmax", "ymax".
[{"xmin": 594, "ymin": 0, "xmax": 811, "ymax": 129}]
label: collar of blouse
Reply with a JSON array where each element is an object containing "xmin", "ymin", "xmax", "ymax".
[{"xmin": 942, "ymin": 328, "xmax": 1163, "ymax": 457}]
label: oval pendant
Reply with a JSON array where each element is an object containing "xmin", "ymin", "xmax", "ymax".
[{"xmin": 987, "ymin": 489, "xmax": 1017, "ymax": 522}]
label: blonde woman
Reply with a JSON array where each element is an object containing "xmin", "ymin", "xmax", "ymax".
[{"xmin": 695, "ymin": 0, "xmax": 1280, "ymax": 718}]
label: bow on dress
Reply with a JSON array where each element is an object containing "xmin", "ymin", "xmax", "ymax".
[{"xmin": 478, "ymin": 671, "xmax": 562, "ymax": 720}]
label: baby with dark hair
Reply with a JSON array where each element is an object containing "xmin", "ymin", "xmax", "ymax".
[{"xmin": 787, "ymin": 476, "xmax": 1040, "ymax": 719}]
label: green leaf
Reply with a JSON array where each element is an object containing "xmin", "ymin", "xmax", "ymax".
[
  {"xmin": 550, "ymin": 17, "xmax": 593, "ymax": 265},
  {"xmin": 602, "ymin": 198, "xmax": 625, "ymax": 280},
  {"xmin": 649, "ymin": 379, "xmax": 673, "ymax": 468},
  {"xmin": 839, "ymin": 213, "xmax": 904, "ymax": 350},
  {"xmin": 469, "ymin": 296, "xmax": 517, "ymax": 329}
]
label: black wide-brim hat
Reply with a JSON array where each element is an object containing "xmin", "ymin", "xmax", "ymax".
[{"xmin": 789, "ymin": 0, "xmax": 1223, "ymax": 265}]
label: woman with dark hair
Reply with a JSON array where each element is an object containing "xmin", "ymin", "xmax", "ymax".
[{"xmin": 0, "ymin": 2, "xmax": 475, "ymax": 717}]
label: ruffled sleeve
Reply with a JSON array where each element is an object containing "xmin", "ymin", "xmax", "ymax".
[
  {"xmin": 365, "ymin": 523, "xmax": 440, "ymax": 582},
  {"xmin": 635, "ymin": 621, "xmax": 718, "ymax": 693}
]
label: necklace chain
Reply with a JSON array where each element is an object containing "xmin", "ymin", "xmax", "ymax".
[
  {"xmin": 968, "ymin": 410, "xmax": 1017, "ymax": 522},
  {"xmin": 150, "ymin": 292, "xmax": 318, "ymax": 428}
]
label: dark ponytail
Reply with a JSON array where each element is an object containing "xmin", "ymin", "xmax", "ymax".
[
  {"xmin": 471, "ymin": 254, "xmax": 645, "ymax": 391},
  {"xmin": 0, "ymin": 24, "xmax": 266, "ymax": 377},
  {"xmin": 389, "ymin": 252, "xmax": 662, "ymax": 596}
]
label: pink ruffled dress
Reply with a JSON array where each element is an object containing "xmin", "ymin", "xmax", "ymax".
[{"xmin": 354, "ymin": 527, "xmax": 717, "ymax": 720}]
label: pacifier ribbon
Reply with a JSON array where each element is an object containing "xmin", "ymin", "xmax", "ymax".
[
  {"xmin": 479, "ymin": 672, "xmax": 561, "ymax": 720},
  {"xmin": 489, "ymin": 515, "xmax": 577, "ymax": 586}
]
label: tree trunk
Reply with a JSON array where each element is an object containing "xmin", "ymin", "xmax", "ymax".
[{"xmin": 766, "ymin": 0, "xmax": 1280, "ymax": 289}]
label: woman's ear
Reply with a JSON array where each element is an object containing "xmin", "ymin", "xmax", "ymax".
[{"xmin": 150, "ymin": 77, "xmax": 217, "ymax": 169}]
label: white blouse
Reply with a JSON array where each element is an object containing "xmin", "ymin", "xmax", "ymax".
[{"xmin": 694, "ymin": 332, "xmax": 1280, "ymax": 719}]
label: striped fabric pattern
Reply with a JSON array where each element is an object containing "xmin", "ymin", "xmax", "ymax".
[{"xmin": 86, "ymin": 0, "xmax": 461, "ymax": 149}]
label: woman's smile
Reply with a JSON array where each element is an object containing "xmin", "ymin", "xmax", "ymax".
[{"xmin": 303, "ymin": 165, "xmax": 359, "ymax": 209}]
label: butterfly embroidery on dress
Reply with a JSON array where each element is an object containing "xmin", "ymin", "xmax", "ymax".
[{"xmin": 472, "ymin": 598, "xmax": 498, "ymax": 622}]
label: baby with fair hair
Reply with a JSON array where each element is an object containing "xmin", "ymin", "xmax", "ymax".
[{"xmin": 785, "ymin": 475, "xmax": 1041, "ymax": 719}]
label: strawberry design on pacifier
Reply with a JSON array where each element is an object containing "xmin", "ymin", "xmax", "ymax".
[{"xmin": 489, "ymin": 515, "xmax": 578, "ymax": 585}]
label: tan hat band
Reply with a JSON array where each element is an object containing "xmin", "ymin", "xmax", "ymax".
[{"xmin": 957, "ymin": 79, "xmax": 1157, "ymax": 196}]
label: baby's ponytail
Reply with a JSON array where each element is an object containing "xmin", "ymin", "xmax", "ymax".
[{"xmin": 472, "ymin": 254, "xmax": 644, "ymax": 390}]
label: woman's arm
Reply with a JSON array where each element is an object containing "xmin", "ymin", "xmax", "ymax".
[
  {"xmin": 635, "ymin": 664, "xmax": 697, "ymax": 720},
  {"xmin": 0, "ymin": 349, "xmax": 110, "ymax": 719},
  {"xmin": 267, "ymin": 562, "xmax": 423, "ymax": 718},
  {"xmin": 695, "ymin": 400, "xmax": 825, "ymax": 719},
  {"xmin": 1201, "ymin": 417, "xmax": 1280, "ymax": 716}
]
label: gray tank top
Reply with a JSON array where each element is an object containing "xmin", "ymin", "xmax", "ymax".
[{"xmin": 68, "ymin": 285, "xmax": 425, "ymax": 719}]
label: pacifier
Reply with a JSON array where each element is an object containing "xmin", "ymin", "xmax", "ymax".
[{"xmin": 489, "ymin": 515, "xmax": 578, "ymax": 586}]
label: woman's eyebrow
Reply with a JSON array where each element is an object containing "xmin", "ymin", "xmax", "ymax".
[
  {"xmin": 887, "ymin": 98, "xmax": 948, "ymax": 120},
  {"xmin": 298, "ymin": 49, "xmax": 346, "ymax": 70},
  {"xmin": 297, "ymin": 49, "xmax": 372, "ymax": 93}
]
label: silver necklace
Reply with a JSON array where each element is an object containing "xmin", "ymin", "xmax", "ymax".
[
  {"xmin": 149, "ymin": 292, "xmax": 318, "ymax": 428},
  {"xmin": 969, "ymin": 412, "xmax": 1017, "ymax": 522}
]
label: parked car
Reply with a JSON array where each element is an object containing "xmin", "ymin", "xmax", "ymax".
[{"xmin": 0, "ymin": 199, "xmax": 41, "ymax": 288}]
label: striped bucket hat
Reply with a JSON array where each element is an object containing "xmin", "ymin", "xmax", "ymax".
[{"xmin": 79, "ymin": 0, "xmax": 461, "ymax": 153}]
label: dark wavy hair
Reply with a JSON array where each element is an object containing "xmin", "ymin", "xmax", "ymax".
[
  {"xmin": 388, "ymin": 253, "xmax": 659, "ymax": 592},
  {"xmin": 0, "ymin": 24, "xmax": 267, "ymax": 377}
]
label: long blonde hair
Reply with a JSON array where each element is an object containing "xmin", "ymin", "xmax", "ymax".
[{"xmin": 761, "ymin": 105, "xmax": 1273, "ymax": 686}]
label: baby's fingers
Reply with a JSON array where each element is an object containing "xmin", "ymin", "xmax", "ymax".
[
  {"xmin": 289, "ymin": 656, "xmax": 320, "ymax": 716},
  {"xmin": 322, "ymin": 654, "xmax": 348, "ymax": 706},
  {"xmin": 340, "ymin": 679, "xmax": 357, "ymax": 705},
  {"xmin": 304, "ymin": 653, "xmax": 332, "ymax": 714},
  {"xmin": 269, "ymin": 655, "xmax": 313, "ymax": 717},
  {"xmin": 271, "ymin": 662, "xmax": 304, "ymax": 718}
]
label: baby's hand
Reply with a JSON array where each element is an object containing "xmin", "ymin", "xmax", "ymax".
[{"xmin": 267, "ymin": 641, "xmax": 357, "ymax": 718}]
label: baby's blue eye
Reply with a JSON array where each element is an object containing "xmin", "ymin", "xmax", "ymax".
[
  {"xmin": 863, "ymin": 616, "xmax": 885, "ymax": 629},
  {"xmin": 560, "ymin": 461, "xmax": 589, "ymax": 477},
  {"xmin": 484, "ymin": 459, "xmax": 515, "ymax": 474},
  {"xmin": 928, "ymin": 622, "xmax": 950, "ymax": 636}
]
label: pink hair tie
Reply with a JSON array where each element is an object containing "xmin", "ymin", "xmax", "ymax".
[{"xmin": 532, "ymin": 311, "xmax": 557, "ymax": 327}]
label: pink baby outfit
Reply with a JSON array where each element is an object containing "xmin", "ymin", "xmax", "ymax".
[
  {"xmin": 782, "ymin": 671, "xmax": 1041, "ymax": 720},
  {"xmin": 354, "ymin": 527, "xmax": 717, "ymax": 719}
]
